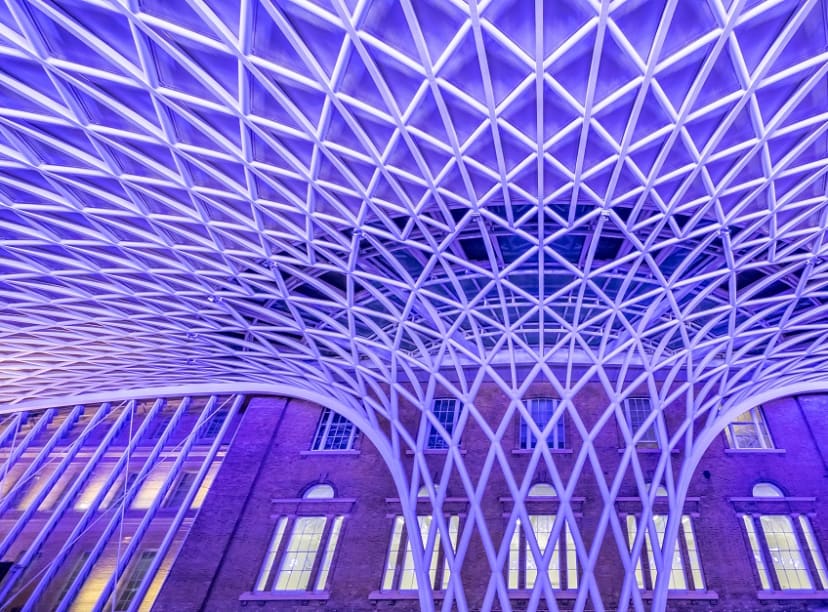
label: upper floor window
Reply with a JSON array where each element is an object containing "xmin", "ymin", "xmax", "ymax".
[
  {"xmin": 149, "ymin": 415, "xmax": 173, "ymax": 440},
  {"xmin": 254, "ymin": 484, "xmax": 344, "ymax": 593},
  {"xmin": 200, "ymin": 407, "xmax": 229, "ymax": 440},
  {"xmin": 624, "ymin": 398, "xmax": 658, "ymax": 448},
  {"xmin": 725, "ymin": 406, "xmax": 773, "ymax": 449},
  {"xmin": 163, "ymin": 472, "xmax": 195, "ymax": 509},
  {"xmin": 741, "ymin": 482, "xmax": 827, "ymax": 591},
  {"xmin": 381, "ymin": 514, "xmax": 459, "ymax": 591},
  {"xmin": 426, "ymin": 399, "xmax": 460, "ymax": 450},
  {"xmin": 312, "ymin": 408, "xmax": 356, "ymax": 451},
  {"xmin": 519, "ymin": 399, "xmax": 565, "ymax": 450},
  {"xmin": 507, "ymin": 484, "xmax": 578, "ymax": 590}
]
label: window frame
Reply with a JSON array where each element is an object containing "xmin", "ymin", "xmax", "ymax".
[
  {"xmin": 625, "ymin": 513, "xmax": 706, "ymax": 592},
  {"xmin": 507, "ymin": 514, "xmax": 578, "ymax": 591},
  {"xmin": 113, "ymin": 549, "xmax": 157, "ymax": 611},
  {"xmin": 518, "ymin": 398, "xmax": 566, "ymax": 450},
  {"xmin": 311, "ymin": 408, "xmax": 357, "ymax": 452},
  {"xmin": 162, "ymin": 471, "xmax": 195, "ymax": 509},
  {"xmin": 623, "ymin": 397, "xmax": 659, "ymax": 448},
  {"xmin": 199, "ymin": 407, "xmax": 229, "ymax": 440},
  {"xmin": 381, "ymin": 513, "xmax": 460, "ymax": 592},
  {"xmin": 426, "ymin": 399, "xmax": 460, "ymax": 450},
  {"xmin": 725, "ymin": 406, "xmax": 774, "ymax": 450},
  {"xmin": 253, "ymin": 485, "xmax": 348, "ymax": 595},
  {"xmin": 737, "ymin": 482, "xmax": 827, "ymax": 592},
  {"xmin": 56, "ymin": 551, "xmax": 91, "ymax": 605}
]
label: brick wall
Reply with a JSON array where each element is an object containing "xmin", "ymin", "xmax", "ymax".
[{"xmin": 155, "ymin": 388, "xmax": 828, "ymax": 611}]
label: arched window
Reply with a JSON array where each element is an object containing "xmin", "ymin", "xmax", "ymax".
[
  {"xmin": 752, "ymin": 482, "xmax": 783, "ymax": 498},
  {"xmin": 254, "ymin": 483, "xmax": 344, "ymax": 593},
  {"xmin": 303, "ymin": 483, "xmax": 335, "ymax": 499},
  {"xmin": 741, "ymin": 482, "xmax": 827, "ymax": 591},
  {"xmin": 528, "ymin": 482, "xmax": 556, "ymax": 497}
]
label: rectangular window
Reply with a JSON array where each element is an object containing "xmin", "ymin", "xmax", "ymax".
[
  {"xmin": 759, "ymin": 515, "xmax": 812, "ymax": 589},
  {"xmin": 200, "ymin": 407, "xmax": 229, "ymax": 440},
  {"xmin": 275, "ymin": 517, "xmax": 327, "ymax": 590},
  {"xmin": 149, "ymin": 415, "xmax": 173, "ymax": 440},
  {"xmin": 103, "ymin": 472, "xmax": 139, "ymax": 509},
  {"xmin": 508, "ymin": 515, "xmax": 577, "ymax": 590},
  {"xmin": 519, "ymin": 399, "xmax": 565, "ymax": 449},
  {"xmin": 255, "ymin": 517, "xmax": 288, "ymax": 592},
  {"xmin": 626, "ymin": 514, "xmax": 705, "ymax": 591},
  {"xmin": 725, "ymin": 406, "xmax": 774, "ymax": 449},
  {"xmin": 163, "ymin": 472, "xmax": 195, "ymax": 509},
  {"xmin": 114, "ymin": 550, "xmax": 156, "ymax": 611},
  {"xmin": 743, "ymin": 515, "xmax": 772, "ymax": 589},
  {"xmin": 426, "ymin": 399, "xmax": 459, "ymax": 450},
  {"xmin": 799, "ymin": 516, "xmax": 828, "ymax": 589},
  {"xmin": 56, "ymin": 551, "xmax": 91, "ymax": 604},
  {"xmin": 314, "ymin": 516, "xmax": 344, "ymax": 590},
  {"xmin": 382, "ymin": 515, "xmax": 459, "ymax": 591},
  {"xmin": 311, "ymin": 408, "xmax": 356, "ymax": 451},
  {"xmin": 624, "ymin": 398, "xmax": 658, "ymax": 448}
]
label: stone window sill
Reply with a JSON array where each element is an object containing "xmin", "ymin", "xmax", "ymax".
[
  {"xmin": 640, "ymin": 590, "xmax": 719, "ymax": 600},
  {"xmin": 239, "ymin": 591, "xmax": 329, "ymax": 601},
  {"xmin": 618, "ymin": 447, "xmax": 679, "ymax": 454},
  {"xmin": 757, "ymin": 591, "xmax": 828, "ymax": 600},
  {"xmin": 405, "ymin": 449, "xmax": 467, "ymax": 455},
  {"xmin": 509, "ymin": 589, "xmax": 579, "ymax": 599},
  {"xmin": 368, "ymin": 590, "xmax": 445, "ymax": 600},
  {"xmin": 299, "ymin": 449, "xmax": 360, "ymax": 456},
  {"xmin": 724, "ymin": 448, "xmax": 786, "ymax": 455},
  {"xmin": 511, "ymin": 448, "xmax": 573, "ymax": 455}
]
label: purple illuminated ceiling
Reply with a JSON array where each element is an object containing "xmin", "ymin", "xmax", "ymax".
[{"xmin": 0, "ymin": 0, "xmax": 826, "ymax": 406}]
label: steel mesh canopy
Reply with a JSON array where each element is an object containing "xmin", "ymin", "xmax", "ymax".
[{"xmin": 1, "ymin": 0, "xmax": 828, "ymax": 610}]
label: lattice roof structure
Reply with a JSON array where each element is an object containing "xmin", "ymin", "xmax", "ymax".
[{"xmin": 0, "ymin": 0, "xmax": 827, "ymax": 610}]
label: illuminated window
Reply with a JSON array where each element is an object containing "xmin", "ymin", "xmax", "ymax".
[
  {"xmin": 624, "ymin": 398, "xmax": 658, "ymax": 448},
  {"xmin": 56, "ymin": 551, "xmax": 91, "ymax": 604},
  {"xmin": 311, "ymin": 408, "xmax": 356, "ymax": 451},
  {"xmin": 725, "ymin": 406, "xmax": 773, "ymax": 449},
  {"xmin": 507, "ymin": 485, "xmax": 577, "ymax": 590},
  {"xmin": 103, "ymin": 472, "xmax": 139, "ymax": 509},
  {"xmin": 114, "ymin": 549, "xmax": 156, "ymax": 610},
  {"xmin": 254, "ymin": 484, "xmax": 344, "ymax": 592},
  {"xmin": 625, "ymin": 514, "xmax": 705, "ymax": 591},
  {"xmin": 382, "ymin": 514, "xmax": 459, "ymax": 591},
  {"xmin": 742, "ymin": 482, "xmax": 826, "ymax": 591},
  {"xmin": 519, "ymin": 399, "xmax": 565, "ymax": 449},
  {"xmin": 16, "ymin": 463, "xmax": 56, "ymax": 510},
  {"xmin": 426, "ymin": 399, "xmax": 460, "ymax": 450}
]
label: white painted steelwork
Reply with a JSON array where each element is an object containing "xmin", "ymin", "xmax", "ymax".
[
  {"xmin": 0, "ymin": 394, "xmax": 241, "ymax": 610},
  {"xmin": 0, "ymin": 0, "xmax": 827, "ymax": 610}
]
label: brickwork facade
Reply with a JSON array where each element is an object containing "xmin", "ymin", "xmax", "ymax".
[{"xmin": 155, "ymin": 389, "xmax": 828, "ymax": 612}]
